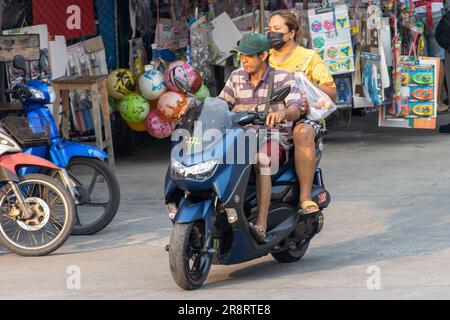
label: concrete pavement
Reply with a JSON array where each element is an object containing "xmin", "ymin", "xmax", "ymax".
[{"xmin": 2, "ymin": 112, "xmax": 450, "ymax": 300}]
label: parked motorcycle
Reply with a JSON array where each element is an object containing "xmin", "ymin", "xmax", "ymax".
[
  {"xmin": 164, "ymin": 78, "xmax": 331, "ymax": 290},
  {"xmin": 10, "ymin": 54, "xmax": 120, "ymax": 235},
  {"xmin": 0, "ymin": 119, "xmax": 74, "ymax": 256}
]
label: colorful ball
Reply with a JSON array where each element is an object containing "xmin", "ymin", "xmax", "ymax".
[
  {"xmin": 119, "ymin": 93, "xmax": 150, "ymax": 123},
  {"xmin": 194, "ymin": 84, "xmax": 211, "ymax": 101},
  {"xmin": 157, "ymin": 91, "xmax": 188, "ymax": 122},
  {"xmin": 138, "ymin": 70, "xmax": 167, "ymax": 101},
  {"xmin": 146, "ymin": 110, "xmax": 175, "ymax": 139},
  {"xmin": 107, "ymin": 69, "xmax": 137, "ymax": 100},
  {"xmin": 164, "ymin": 61, "xmax": 202, "ymax": 93},
  {"xmin": 127, "ymin": 120, "xmax": 147, "ymax": 132}
]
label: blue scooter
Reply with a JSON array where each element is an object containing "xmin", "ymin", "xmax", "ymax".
[
  {"xmin": 164, "ymin": 78, "xmax": 331, "ymax": 290},
  {"xmin": 10, "ymin": 54, "xmax": 120, "ymax": 235}
]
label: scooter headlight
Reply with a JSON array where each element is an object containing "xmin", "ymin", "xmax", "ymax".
[
  {"xmin": 171, "ymin": 159, "xmax": 218, "ymax": 181},
  {"xmin": 29, "ymin": 87, "xmax": 46, "ymax": 100}
]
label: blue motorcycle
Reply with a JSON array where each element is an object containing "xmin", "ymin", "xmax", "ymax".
[
  {"xmin": 164, "ymin": 78, "xmax": 331, "ymax": 290},
  {"xmin": 10, "ymin": 54, "xmax": 120, "ymax": 235}
]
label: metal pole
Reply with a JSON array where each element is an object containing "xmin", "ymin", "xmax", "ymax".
[{"xmin": 259, "ymin": 0, "xmax": 264, "ymax": 33}]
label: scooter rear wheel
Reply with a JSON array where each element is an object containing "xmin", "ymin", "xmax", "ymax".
[
  {"xmin": 169, "ymin": 222, "xmax": 212, "ymax": 290},
  {"xmin": 271, "ymin": 240, "xmax": 310, "ymax": 263}
]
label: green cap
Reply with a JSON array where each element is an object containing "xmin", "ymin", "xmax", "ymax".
[{"xmin": 230, "ymin": 32, "xmax": 270, "ymax": 55}]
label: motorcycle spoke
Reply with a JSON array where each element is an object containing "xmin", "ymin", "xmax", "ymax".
[
  {"xmin": 14, "ymin": 228, "xmax": 21, "ymax": 242},
  {"xmin": 48, "ymin": 193, "xmax": 63, "ymax": 210},
  {"xmin": 44, "ymin": 227, "xmax": 57, "ymax": 238},
  {"xmin": 28, "ymin": 232, "xmax": 38, "ymax": 247},
  {"xmin": 49, "ymin": 215, "xmax": 63, "ymax": 231}
]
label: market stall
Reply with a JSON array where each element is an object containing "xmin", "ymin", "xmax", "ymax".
[{"xmin": 0, "ymin": 0, "xmax": 448, "ymax": 157}]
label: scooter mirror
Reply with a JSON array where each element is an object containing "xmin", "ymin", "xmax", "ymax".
[
  {"xmin": 174, "ymin": 76, "xmax": 192, "ymax": 95},
  {"xmin": 270, "ymin": 85, "xmax": 291, "ymax": 103},
  {"xmin": 12, "ymin": 55, "xmax": 27, "ymax": 74}
]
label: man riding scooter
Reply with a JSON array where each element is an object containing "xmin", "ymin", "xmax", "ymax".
[{"xmin": 219, "ymin": 33, "xmax": 307, "ymax": 243}]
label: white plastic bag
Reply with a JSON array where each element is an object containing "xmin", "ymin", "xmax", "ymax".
[{"xmin": 294, "ymin": 72, "xmax": 337, "ymax": 121}]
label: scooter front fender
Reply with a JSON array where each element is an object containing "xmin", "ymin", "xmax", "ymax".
[
  {"xmin": 173, "ymin": 198, "xmax": 215, "ymax": 225},
  {"xmin": 50, "ymin": 141, "xmax": 108, "ymax": 167},
  {"xmin": 172, "ymin": 198, "xmax": 216, "ymax": 245}
]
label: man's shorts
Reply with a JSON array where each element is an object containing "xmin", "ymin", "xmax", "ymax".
[
  {"xmin": 416, "ymin": 11, "xmax": 446, "ymax": 60},
  {"xmin": 295, "ymin": 119, "xmax": 328, "ymax": 141}
]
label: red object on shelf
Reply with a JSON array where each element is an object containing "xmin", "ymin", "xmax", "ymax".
[{"xmin": 32, "ymin": 0, "xmax": 96, "ymax": 40}]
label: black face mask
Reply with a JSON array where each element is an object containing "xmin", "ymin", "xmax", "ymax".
[{"xmin": 267, "ymin": 31, "xmax": 288, "ymax": 50}]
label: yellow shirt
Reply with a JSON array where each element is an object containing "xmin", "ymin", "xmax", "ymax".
[{"xmin": 270, "ymin": 46, "xmax": 336, "ymax": 88}]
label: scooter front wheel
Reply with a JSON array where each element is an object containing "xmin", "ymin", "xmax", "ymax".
[
  {"xmin": 169, "ymin": 222, "xmax": 212, "ymax": 290},
  {"xmin": 0, "ymin": 174, "xmax": 74, "ymax": 256}
]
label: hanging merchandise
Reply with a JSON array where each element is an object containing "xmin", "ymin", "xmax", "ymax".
[
  {"xmin": 335, "ymin": 74, "xmax": 353, "ymax": 107},
  {"xmin": 32, "ymin": 0, "xmax": 96, "ymax": 40},
  {"xmin": 194, "ymin": 84, "xmax": 211, "ymax": 101},
  {"xmin": 129, "ymin": 0, "xmax": 154, "ymax": 36},
  {"xmin": 361, "ymin": 52, "xmax": 383, "ymax": 106},
  {"xmin": 107, "ymin": 69, "xmax": 137, "ymax": 100},
  {"xmin": 138, "ymin": 69, "xmax": 167, "ymax": 101},
  {"xmin": 164, "ymin": 60, "xmax": 203, "ymax": 93},
  {"xmin": 189, "ymin": 16, "xmax": 215, "ymax": 85},
  {"xmin": 153, "ymin": 2, "xmax": 189, "ymax": 52},
  {"xmin": 129, "ymin": 37, "xmax": 148, "ymax": 79},
  {"xmin": 84, "ymin": 36, "xmax": 109, "ymax": 76},
  {"xmin": 308, "ymin": 4, "xmax": 355, "ymax": 75},
  {"xmin": 127, "ymin": 120, "xmax": 147, "ymax": 132},
  {"xmin": 354, "ymin": 4, "xmax": 390, "ymax": 107},
  {"xmin": 379, "ymin": 56, "xmax": 439, "ymax": 129},
  {"xmin": 119, "ymin": 93, "xmax": 151, "ymax": 124},
  {"xmin": 157, "ymin": 91, "xmax": 189, "ymax": 122},
  {"xmin": 146, "ymin": 109, "xmax": 176, "ymax": 139}
]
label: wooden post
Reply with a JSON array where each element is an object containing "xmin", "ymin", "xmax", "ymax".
[
  {"xmin": 259, "ymin": 0, "xmax": 265, "ymax": 34},
  {"xmin": 0, "ymin": 0, "xmax": 4, "ymax": 32}
]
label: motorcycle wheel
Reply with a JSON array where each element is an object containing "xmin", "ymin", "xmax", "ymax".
[
  {"xmin": 65, "ymin": 158, "xmax": 120, "ymax": 235},
  {"xmin": 0, "ymin": 174, "xmax": 74, "ymax": 256},
  {"xmin": 271, "ymin": 240, "xmax": 310, "ymax": 263},
  {"xmin": 169, "ymin": 222, "xmax": 212, "ymax": 290}
]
